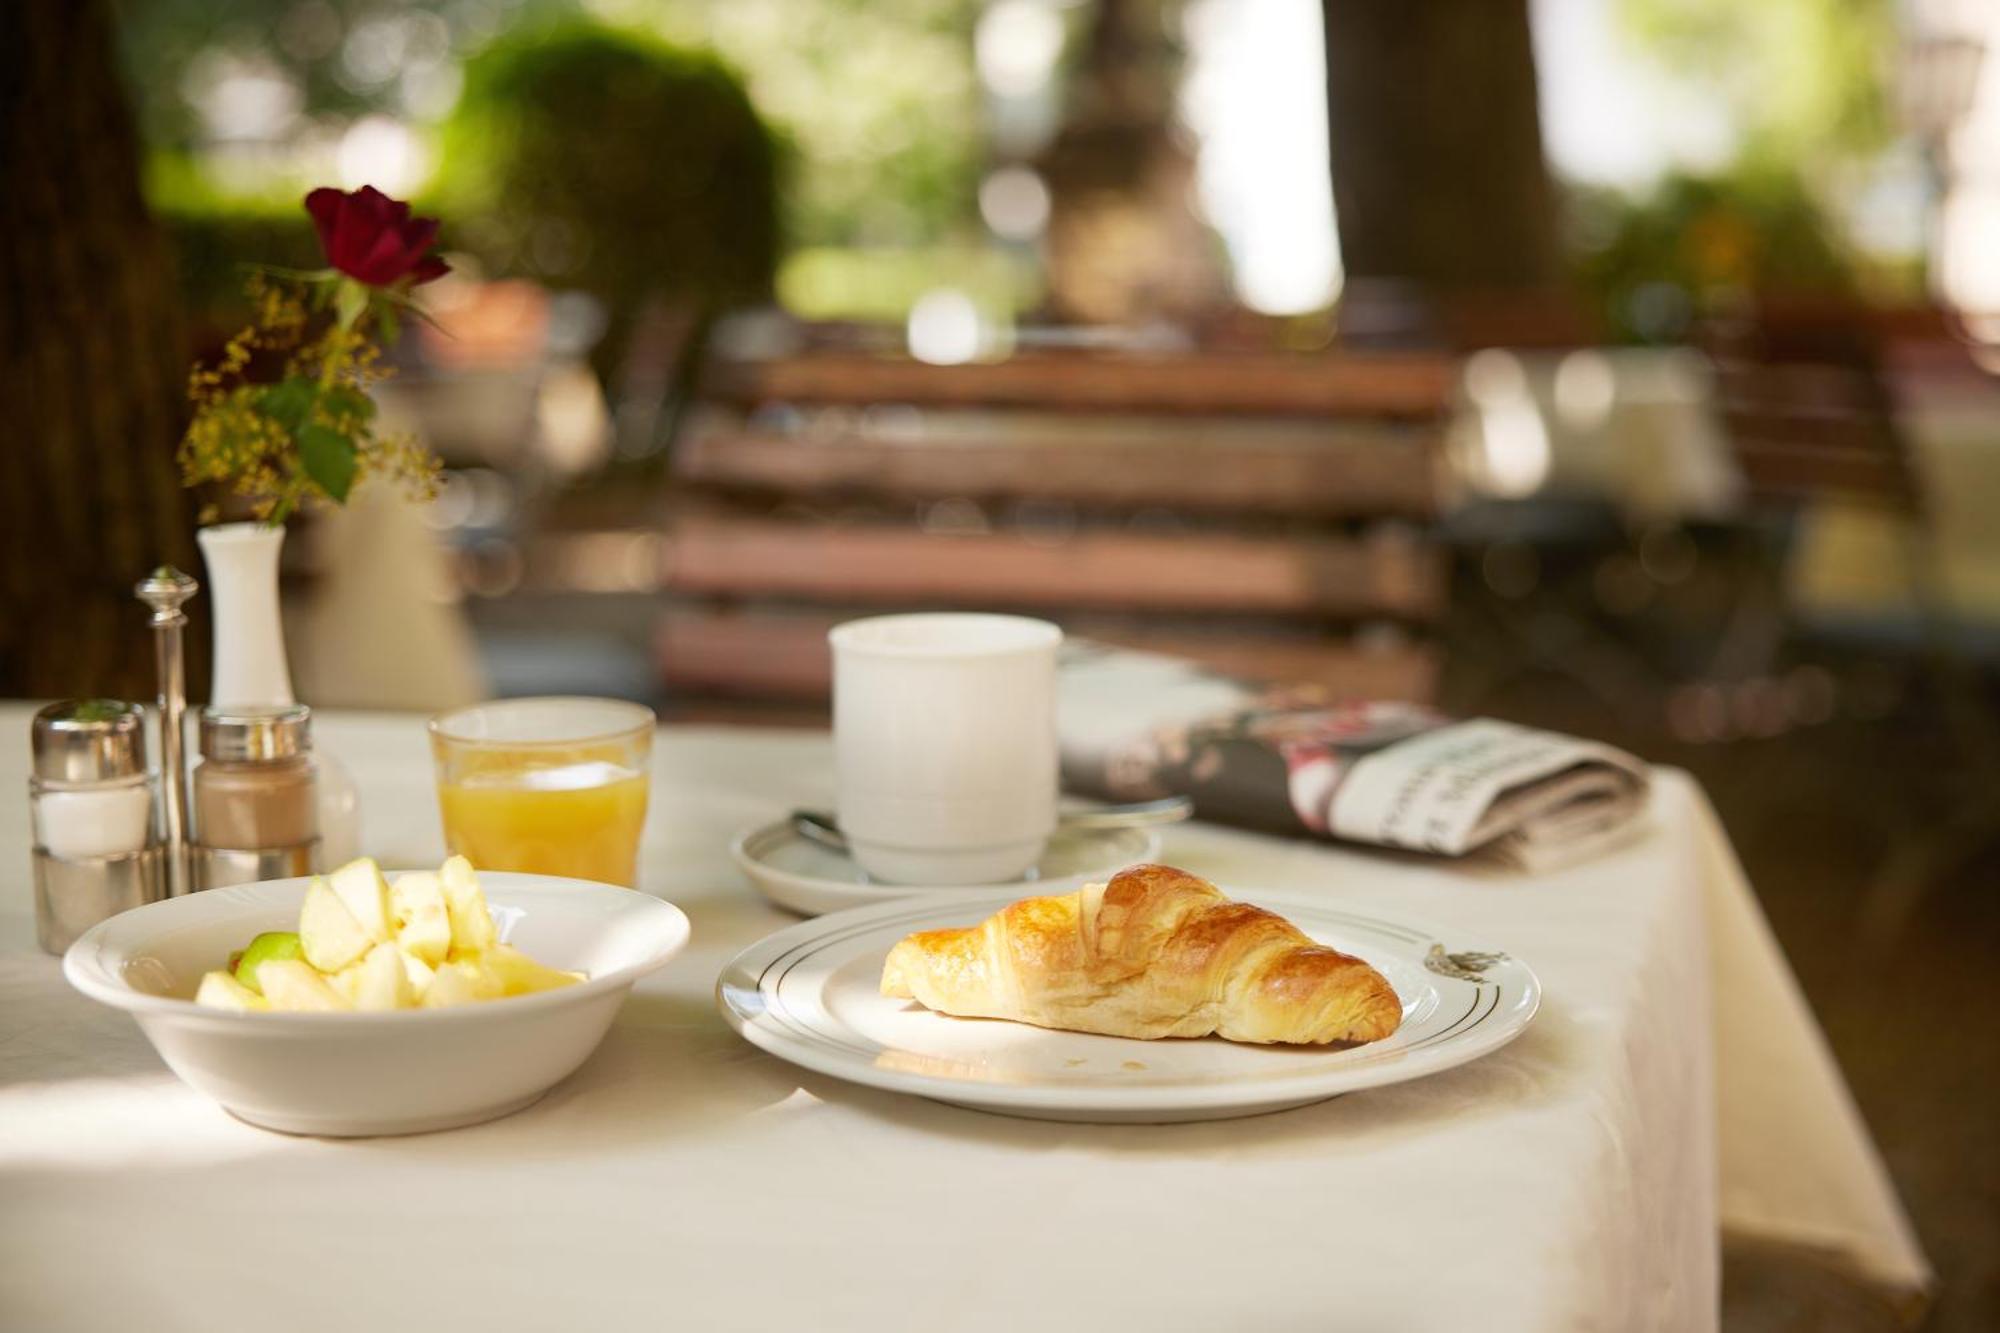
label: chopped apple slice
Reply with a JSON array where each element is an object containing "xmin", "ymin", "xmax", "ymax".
[
  {"xmin": 335, "ymin": 942, "xmax": 415, "ymax": 1011},
  {"xmin": 230, "ymin": 931, "xmax": 302, "ymax": 995},
  {"xmin": 400, "ymin": 952, "xmax": 436, "ymax": 997},
  {"xmin": 256, "ymin": 959, "xmax": 351, "ymax": 1012},
  {"xmin": 327, "ymin": 857, "xmax": 394, "ymax": 943},
  {"xmin": 388, "ymin": 871, "xmax": 452, "ymax": 967},
  {"xmin": 195, "ymin": 970, "xmax": 268, "ymax": 1011},
  {"xmin": 299, "ymin": 878, "xmax": 373, "ymax": 973},
  {"xmin": 487, "ymin": 944, "xmax": 585, "ymax": 996},
  {"xmin": 421, "ymin": 956, "xmax": 504, "ymax": 1008},
  {"xmin": 209, "ymin": 853, "xmax": 584, "ymax": 1014},
  {"xmin": 439, "ymin": 855, "xmax": 498, "ymax": 956}
]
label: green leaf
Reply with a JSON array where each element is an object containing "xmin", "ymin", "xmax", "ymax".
[
  {"xmin": 320, "ymin": 384, "xmax": 376, "ymax": 424},
  {"xmin": 299, "ymin": 423, "xmax": 359, "ymax": 503},
  {"xmin": 258, "ymin": 377, "xmax": 318, "ymax": 433}
]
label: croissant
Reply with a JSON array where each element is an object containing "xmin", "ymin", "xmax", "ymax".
[{"xmin": 880, "ymin": 863, "xmax": 1402, "ymax": 1046}]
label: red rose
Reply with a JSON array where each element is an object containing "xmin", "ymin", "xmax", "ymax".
[{"xmin": 304, "ymin": 185, "xmax": 450, "ymax": 287}]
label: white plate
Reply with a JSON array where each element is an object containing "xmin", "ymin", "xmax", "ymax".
[
  {"xmin": 731, "ymin": 819, "xmax": 1163, "ymax": 916},
  {"xmin": 716, "ymin": 889, "xmax": 1540, "ymax": 1123}
]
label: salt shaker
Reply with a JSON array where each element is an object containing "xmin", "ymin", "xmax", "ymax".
[
  {"xmin": 29, "ymin": 700, "xmax": 163, "ymax": 953},
  {"xmin": 191, "ymin": 704, "xmax": 322, "ymax": 891}
]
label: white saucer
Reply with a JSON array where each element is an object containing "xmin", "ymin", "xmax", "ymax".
[{"xmin": 731, "ymin": 819, "xmax": 1164, "ymax": 916}]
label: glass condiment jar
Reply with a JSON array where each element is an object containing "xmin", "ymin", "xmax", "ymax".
[
  {"xmin": 29, "ymin": 700, "xmax": 162, "ymax": 953},
  {"xmin": 192, "ymin": 704, "xmax": 321, "ymax": 891}
]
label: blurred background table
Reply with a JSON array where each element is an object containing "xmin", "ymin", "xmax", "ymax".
[{"xmin": 0, "ymin": 710, "xmax": 1927, "ymax": 1332}]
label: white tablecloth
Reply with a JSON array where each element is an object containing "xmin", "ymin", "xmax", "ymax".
[{"xmin": 0, "ymin": 713, "xmax": 1927, "ymax": 1332}]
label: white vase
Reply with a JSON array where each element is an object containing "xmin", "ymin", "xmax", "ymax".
[
  {"xmin": 197, "ymin": 522, "xmax": 295, "ymax": 708},
  {"xmin": 195, "ymin": 521, "xmax": 361, "ymax": 865}
]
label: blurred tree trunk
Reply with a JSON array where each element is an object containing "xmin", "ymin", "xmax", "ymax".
[
  {"xmin": 0, "ymin": 0, "xmax": 203, "ymax": 700},
  {"xmin": 1321, "ymin": 0, "xmax": 1561, "ymax": 323}
]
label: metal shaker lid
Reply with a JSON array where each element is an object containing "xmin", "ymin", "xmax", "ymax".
[
  {"xmin": 32, "ymin": 700, "xmax": 149, "ymax": 784},
  {"xmin": 199, "ymin": 704, "xmax": 313, "ymax": 763}
]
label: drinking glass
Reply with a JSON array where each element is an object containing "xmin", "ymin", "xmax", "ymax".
[{"xmin": 429, "ymin": 697, "xmax": 654, "ymax": 888}]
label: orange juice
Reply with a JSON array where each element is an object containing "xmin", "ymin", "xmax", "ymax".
[{"xmin": 437, "ymin": 759, "xmax": 649, "ymax": 887}]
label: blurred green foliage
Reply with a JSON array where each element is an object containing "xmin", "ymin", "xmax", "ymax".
[
  {"xmin": 156, "ymin": 206, "xmax": 325, "ymax": 330},
  {"xmin": 1580, "ymin": 0, "xmax": 1910, "ymax": 342},
  {"xmin": 1618, "ymin": 0, "xmax": 1895, "ymax": 162},
  {"xmin": 439, "ymin": 22, "xmax": 780, "ymax": 311},
  {"xmin": 778, "ymin": 246, "xmax": 1039, "ymax": 324},
  {"xmin": 626, "ymin": 0, "xmax": 983, "ymax": 249},
  {"xmin": 142, "ymin": 156, "xmax": 321, "ymax": 329},
  {"xmin": 114, "ymin": 0, "xmax": 407, "ymax": 151},
  {"xmin": 1571, "ymin": 164, "xmax": 1858, "ymax": 342},
  {"xmin": 116, "ymin": 0, "xmax": 985, "ymax": 325}
]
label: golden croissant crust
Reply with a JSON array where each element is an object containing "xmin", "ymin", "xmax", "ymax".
[{"xmin": 880, "ymin": 863, "xmax": 1402, "ymax": 1046}]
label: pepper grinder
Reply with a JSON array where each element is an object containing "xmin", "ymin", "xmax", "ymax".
[
  {"xmin": 136, "ymin": 565, "xmax": 198, "ymax": 898},
  {"xmin": 190, "ymin": 704, "xmax": 321, "ymax": 890}
]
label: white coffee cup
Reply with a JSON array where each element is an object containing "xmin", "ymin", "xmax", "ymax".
[{"xmin": 830, "ymin": 613, "xmax": 1062, "ymax": 885}]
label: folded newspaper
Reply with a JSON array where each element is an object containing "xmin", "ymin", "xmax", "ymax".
[{"xmin": 1059, "ymin": 643, "xmax": 1651, "ymax": 868}]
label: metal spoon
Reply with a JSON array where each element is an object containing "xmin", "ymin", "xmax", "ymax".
[{"xmin": 791, "ymin": 796, "xmax": 1193, "ymax": 855}]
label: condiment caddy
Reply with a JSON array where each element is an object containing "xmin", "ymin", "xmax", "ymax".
[{"xmin": 27, "ymin": 565, "xmax": 330, "ymax": 953}]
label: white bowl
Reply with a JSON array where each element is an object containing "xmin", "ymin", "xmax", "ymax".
[{"xmin": 63, "ymin": 873, "xmax": 690, "ymax": 1137}]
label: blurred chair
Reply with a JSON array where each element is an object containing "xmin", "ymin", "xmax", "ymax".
[
  {"xmin": 1695, "ymin": 303, "xmax": 2000, "ymax": 706},
  {"xmin": 1706, "ymin": 301, "xmax": 2000, "ymax": 940},
  {"xmin": 1441, "ymin": 318, "xmax": 1975, "ymax": 717},
  {"xmin": 1446, "ymin": 307, "xmax": 2000, "ymax": 946},
  {"xmin": 1697, "ymin": 303, "xmax": 1936, "ymax": 690},
  {"xmin": 652, "ymin": 344, "xmax": 1456, "ymax": 713},
  {"xmin": 1440, "ymin": 346, "xmax": 1747, "ymax": 726}
]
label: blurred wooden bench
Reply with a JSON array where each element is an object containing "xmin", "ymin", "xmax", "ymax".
[
  {"xmin": 658, "ymin": 346, "xmax": 1455, "ymax": 714},
  {"xmin": 702, "ymin": 349, "xmax": 1452, "ymax": 416},
  {"xmin": 655, "ymin": 607, "xmax": 1438, "ymax": 704},
  {"xmin": 674, "ymin": 415, "xmax": 1439, "ymax": 519}
]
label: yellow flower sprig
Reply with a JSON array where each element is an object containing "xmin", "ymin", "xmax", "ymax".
[{"xmin": 178, "ymin": 272, "xmax": 441, "ymax": 527}]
